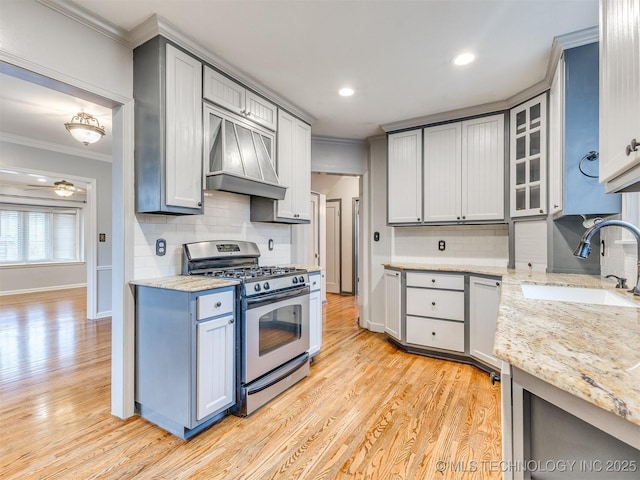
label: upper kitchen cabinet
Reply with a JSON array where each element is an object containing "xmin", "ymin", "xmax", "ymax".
[
  {"xmin": 388, "ymin": 129, "xmax": 422, "ymax": 224},
  {"xmin": 424, "ymin": 115, "xmax": 504, "ymax": 223},
  {"xmin": 548, "ymin": 43, "xmax": 620, "ymax": 216},
  {"xmin": 510, "ymin": 93, "xmax": 547, "ymax": 217},
  {"xmin": 134, "ymin": 37, "xmax": 204, "ymax": 215},
  {"xmin": 599, "ymin": 0, "xmax": 640, "ymax": 192},
  {"xmin": 204, "ymin": 66, "xmax": 278, "ymax": 131},
  {"xmin": 251, "ymin": 109, "xmax": 311, "ymax": 223}
]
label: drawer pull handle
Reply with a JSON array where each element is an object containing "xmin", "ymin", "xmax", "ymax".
[{"xmin": 215, "ymin": 301, "xmax": 222, "ymax": 308}]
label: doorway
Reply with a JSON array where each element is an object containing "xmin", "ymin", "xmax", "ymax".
[{"xmin": 326, "ymin": 199, "xmax": 341, "ymax": 294}]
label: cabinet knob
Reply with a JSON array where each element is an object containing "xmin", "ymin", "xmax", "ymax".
[
  {"xmin": 496, "ymin": 282, "xmax": 500, "ymax": 286},
  {"xmin": 245, "ymin": 111, "xmax": 251, "ymax": 117},
  {"xmin": 432, "ymin": 332, "xmax": 436, "ymax": 336},
  {"xmin": 457, "ymin": 216, "xmax": 460, "ymax": 220},
  {"xmin": 626, "ymin": 138, "xmax": 639, "ymax": 156},
  {"xmin": 431, "ymin": 301, "xmax": 436, "ymax": 306},
  {"xmin": 462, "ymin": 216, "xmax": 466, "ymax": 220},
  {"xmin": 198, "ymin": 201, "xmax": 202, "ymax": 207},
  {"xmin": 215, "ymin": 301, "xmax": 222, "ymax": 308},
  {"xmin": 553, "ymin": 204, "xmax": 559, "ymax": 209},
  {"xmin": 228, "ymin": 318, "xmax": 234, "ymax": 324},
  {"xmin": 539, "ymin": 209, "xmax": 544, "ymax": 214},
  {"xmin": 431, "ymin": 279, "xmax": 436, "ymax": 283},
  {"xmin": 417, "ymin": 217, "xmax": 421, "ymax": 221}
]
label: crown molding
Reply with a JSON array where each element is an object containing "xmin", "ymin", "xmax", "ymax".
[
  {"xmin": 37, "ymin": 0, "xmax": 131, "ymax": 48},
  {"xmin": 0, "ymin": 132, "xmax": 112, "ymax": 163},
  {"xmin": 545, "ymin": 25, "xmax": 599, "ymax": 85},
  {"xmin": 312, "ymin": 135, "xmax": 367, "ymax": 147}
]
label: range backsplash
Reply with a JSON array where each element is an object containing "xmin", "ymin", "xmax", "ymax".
[{"xmin": 134, "ymin": 190, "xmax": 291, "ymax": 279}]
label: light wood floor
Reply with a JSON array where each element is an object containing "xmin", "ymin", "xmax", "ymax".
[{"xmin": 0, "ymin": 289, "xmax": 501, "ymax": 479}]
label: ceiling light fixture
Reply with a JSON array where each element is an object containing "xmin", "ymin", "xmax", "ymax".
[
  {"xmin": 339, "ymin": 87, "xmax": 354, "ymax": 97},
  {"xmin": 453, "ymin": 53, "xmax": 475, "ymax": 66},
  {"xmin": 53, "ymin": 180, "xmax": 75, "ymax": 197},
  {"xmin": 64, "ymin": 112, "xmax": 106, "ymax": 146}
]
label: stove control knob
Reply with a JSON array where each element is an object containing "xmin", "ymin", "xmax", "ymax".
[
  {"xmin": 299, "ymin": 275, "xmax": 305, "ymax": 283},
  {"xmin": 292, "ymin": 277, "xmax": 298, "ymax": 284},
  {"xmin": 263, "ymin": 282, "xmax": 270, "ymax": 290},
  {"xmin": 254, "ymin": 284, "xmax": 261, "ymax": 292}
]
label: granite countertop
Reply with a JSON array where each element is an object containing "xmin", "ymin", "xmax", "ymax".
[
  {"xmin": 130, "ymin": 276, "xmax": 239, "ymax": 292},
  {"xmin": 130, "ymin": 265, "xmax": 321, "ymax": 293},
  {"xmin": 384, "ymin": 263, "xmax": 640, "ymax": 427}
]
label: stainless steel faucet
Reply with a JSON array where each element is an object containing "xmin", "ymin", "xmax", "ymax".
[{"xmin": 573, "ymin": 219, "xmax": 640, "ymax": 295}]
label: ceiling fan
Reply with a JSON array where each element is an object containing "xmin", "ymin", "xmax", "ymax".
[{"xmin": 26, "ymin": 180, "xmax": 86, "ymax": 197}]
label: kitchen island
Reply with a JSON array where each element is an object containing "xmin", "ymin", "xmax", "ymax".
[{"xmin": 385, "ymin": 264, "xmax": 639, "ymax": 478}]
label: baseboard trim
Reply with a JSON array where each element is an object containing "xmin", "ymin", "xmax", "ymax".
[{"xmin": 0, "ymin": 283, "xmax": 87, "ymax": 296}]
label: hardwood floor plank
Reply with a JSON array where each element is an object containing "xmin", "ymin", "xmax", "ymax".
[{"xmin": 0, "ymin": 291, "xmax": 501, "ymax": 479}]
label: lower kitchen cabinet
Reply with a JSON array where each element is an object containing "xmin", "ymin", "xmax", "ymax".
[
  {"xmin": 384, "ymin": 268, "xmax": 402, "ymax": 341},
  {"xmin": 469, "ymin": 276, "xmax": 501, "ymax": 370},
  {"xmin": 384, "ymin": 268, "xmax": 502, "ymax": 370},
  {"xmin": 308, "ymin": 272, "xmax": 322, "ymax": 357},
  {"xmin": 135, "ymin": 285, "xmax": 236, "ymax": 438},
  {"xmin": 405, "ymin": 271, "xmax": 465, "ymax": 353}
]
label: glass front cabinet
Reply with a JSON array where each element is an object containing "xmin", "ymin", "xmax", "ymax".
[{"xmin": 510, "ymin": 93, "xmax": 547, "ymax": 217}]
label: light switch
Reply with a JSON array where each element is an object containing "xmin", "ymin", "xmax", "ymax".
[{"xmin": 99, "ymin": 233, "xmax": 106, "ymax": 242}]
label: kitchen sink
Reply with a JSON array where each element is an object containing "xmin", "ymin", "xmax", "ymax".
[{"xmin": 520, "ymin": 284, "xmax": 639, "ymax": 308}]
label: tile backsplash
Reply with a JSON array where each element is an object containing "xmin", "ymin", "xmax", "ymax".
[
  {"xmin": 134, "ymin": 191, "xmax": 291, "ymax": 279},
  {"xmin": 392, "ymin": 224, "xmax": 509, "ymax": 267}
]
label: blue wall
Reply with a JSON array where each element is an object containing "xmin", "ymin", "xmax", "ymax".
[{"xmin": 564, "ymin": 43, "xmax": 620, "ymax": 215}]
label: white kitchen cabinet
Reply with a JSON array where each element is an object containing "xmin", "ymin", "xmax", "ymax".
[
  {"xmin": 308, "ymin": 272, "xmax": 322, "ymax": 357},
  {"xmin": 469, "ymin": 276, "xmax": 501, "ymax": 370},
  {"xmin": 251, "ymin": 110, "xmax": 311, "ymax": 223},
  {"xmin": 196, "ymin": 313, "xmax": 235, "ymax": 420},
  {"xmin": 203, "ymin": 66, "xmax": 277, "ymax": 131},
  {"xmin": 462, "ymin": 115, "xmax": 505, "ymax": 221},
  {"xmin": 388, "ymin": 129, "xmax": 422, "ymax": 223},
  {"xmin": 134, "ymin": 38, "xmax": 204, "ymax": 214},
  {"xmin": 384, "ymin": 269, "xmax": 402, "ymax": 341},
  {"xmin": 599, "ymin": 0, "xmax": 640, "ymax": 192},
  {"xmin": 548, "ymin": 57, "xmax": 565, "ymax": 215},
  {"xmin": 404, "ymin": 272, "xmax": 465, "ymax": 353},
  {"xmin": 423, "ymin": 122, "xmax": 461, "ymax": 222},
  {"xmin": 510, "ymin": 93, "xmax": 547, "ymax": 217},
  {"xmin": 135, "ymin": 285, "xmax": 236, "ymax": 438}
]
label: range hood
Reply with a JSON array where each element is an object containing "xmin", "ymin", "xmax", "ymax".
[{"xmin": 204, "ymin": 103, "xmax": 287, "ymax": 200}]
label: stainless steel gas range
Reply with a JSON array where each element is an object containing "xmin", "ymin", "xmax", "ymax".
[{"xmin": 183, "ymin": 240, "xmax": 310, "ymax": 416}]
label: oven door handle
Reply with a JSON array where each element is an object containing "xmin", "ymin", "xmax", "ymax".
[
  {"xmin": 246, "ymin": 353, "xmax": 309, "ymax": 395},
  {"xmin": 245, "ymin": 286, "xmax": 310, "ymax": 309}
]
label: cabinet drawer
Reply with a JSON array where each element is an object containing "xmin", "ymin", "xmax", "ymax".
[
  {"xmin": 197, "ymin": 290, "xmax": 234, "ymax": 320},
  {"xmin": 406, "ymin": 316, "xmax": 465, "ymax": 353},
  {"xmin": 406, "ymin": 287, "xmax": 464, "ymax": 321},
  {"xmin": 406, "ymin": 272, "xmax": 464, "ymax": 290}
]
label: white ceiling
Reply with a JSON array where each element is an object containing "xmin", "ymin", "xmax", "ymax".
[{"xmin": 0, "ymin": 0, "xmax": 598, "ymax": 148}]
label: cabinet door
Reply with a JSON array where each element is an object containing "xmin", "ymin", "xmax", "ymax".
[
  {"xmin": 245, "ymin": 91, "xmax": 278, "ymax": 131},
  {"xmin": 423, "ymin": 123, "xmax": 461, "ymax": 222},
  {"xmin": 388, "ymin": 130, "xmax": 422, "ymax": 223},
  {"xmin": 165, "ymin": 45, "xmax": 203, "ymax": 210},
  {"xmin": 469, "ymin": 276, "xmax": 501, "ymax": 370},
  {"xmin": 384, "ymin": 269, "xmax": 402, "ymax": 341},
  {"xmin": 308, "ymin": 287, "xmax": 322, "ymax": 357},
  {"xmin": 276, "ymin": 110, "xmax": 311, "ymax": 221},
  {"xmin": 510, "ymin": 93, "xmax": 547, "ymax": 217},
  {"xmin": 462, "ymin": 114, "xmax": 505, "ymax": 221},
  {"xmin": 196, "ymin": 315, "xmax": 235, "ymax": 421},
  {"xmin": 203, "ymin": 66, "xmax": 245, "ymax": 116},
  {"xmin": 599, "ymin": 0, "xmax": 640, "ymax": 185},
  {"xmin": 548, "ymin": 58, "xmax": 565, "ymax": 215}
]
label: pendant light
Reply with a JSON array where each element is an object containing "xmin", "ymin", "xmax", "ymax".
[{"xmin": 64, "ymin": 112, "xmax": 105, "ymax": 146}]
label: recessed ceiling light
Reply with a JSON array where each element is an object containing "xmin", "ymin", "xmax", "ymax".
[
  {"xmin": 453, "ymin": 53, "xmax": 475, "ymax": 66},
  {"xmin": 339, "ymin": 87, "xmax": 354, "ymax": 97}
]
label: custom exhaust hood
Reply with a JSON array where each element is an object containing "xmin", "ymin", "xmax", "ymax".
[{"xmin": 204, "ymin": 103, "xmax": 287, "ymax": 200}]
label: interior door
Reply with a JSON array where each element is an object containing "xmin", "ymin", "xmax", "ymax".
[
  {"xmin": 325, "ymin": 199, "xmax": 341, "ymax": 294},
  {"xmin": 308, "ymin": 193, "xmax": 320, "ymax": 267}
]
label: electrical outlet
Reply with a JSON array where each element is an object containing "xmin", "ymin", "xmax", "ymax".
[
  {"xmin": 99, "ymin": 233, "xmax": 106, "ymax": 242},
  {"xmin": 156, "ymin": 238, "xmax": 167, "ymax": 256},
  {"xmin": 438, "ymin": 240, "xmax": 446, "ymax": 251}
]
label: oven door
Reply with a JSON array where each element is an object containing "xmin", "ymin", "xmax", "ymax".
[{"xmin": 243, "ymin": 286, "xmax": 310, "ymax": 383}]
